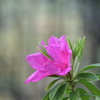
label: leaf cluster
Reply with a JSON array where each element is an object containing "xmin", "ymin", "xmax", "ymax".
[
  {"xmin": 42, "ymin": 65, "xmax": 100, "ymax": 100},
  {"xmin": 37, "ymin": 42, "xmax": 52, "ymax": 59},
  {"xmin": 42, "ymin": 37, "xmax": 100, "ymax": 100}
]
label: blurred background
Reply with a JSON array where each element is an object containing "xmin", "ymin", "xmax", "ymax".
[{"xmin": 0, "ymin": 0, "xmax": 100, "ymax": 100}]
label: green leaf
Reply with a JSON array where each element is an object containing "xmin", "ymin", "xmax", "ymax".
[
  {"xmin": 63, "ymin": 97, "xmax": 69, "ymax": 100},
  {"xmin": 49, "ymin": 82, "xmax": 63, "ymax": 100},
  {"xmin": 95, "ymin": 96, "xmax": 100, "ymax": 100},
  {"xmin": 38, "ymin": 47, "xmax": 52, "ymax": 59},
  {"xmin": 80, "ymin": 81, "xmax": 100, "ymax": 96},
  {"xmin": 38, "ymin": 42, "xmax": 47, "ymax": 52},
  {"xmin": 96, "ymin": 73, "xmax": 100, "ymax": 80},
  {"xmin": 66, "ymin": 84, "xmax": 71, "ymax": 95},
  {"xmin": 38, "ymin": 42, "xmax": 52, "ymax": 59},
  {"xmin": 73, "ymin": 37, "xmax": 85, "ymax": 60},
  {"xmin": 76, "ymin": 88, "xmax": 90, "ymax": 100},
  {"xmin": 76, "ymin": 72, "xmax": 99, "ymax": 81},
  {"xmin": 46, "ymin": 79, "xmax": 59, "ymax": 91},
  {"xmin": 79, "ymin": 64, "xmax": 100, "ymax": 73},
  {"xmin": 83, "ymin": 93, "xmax": 99, "ymax": 98},
  {"xmin": 66, "ymin": 37, "xmax": 73, "ymax": 50},
  {"xmin": 73, "ymin": 43, "xmax": 76, "ymax": 55},
  {"xmin": 53, "ymin": 83, "xmax": 69, "ymax": 100},
  {"xmin": 69, "ymin": 89, "xmax": 80, "ymax": 100},
  {"xmin": 75, "ymin": 45, "xmax": 84, "ymax": 57},
  {"xmin": 42, "ymin": 91, "xmax": 50, "ymax": 100}
]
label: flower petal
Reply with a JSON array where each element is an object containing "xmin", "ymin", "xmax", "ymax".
[
  {"xmin": 25, "ymin": 70, "xmax": 51, "ymax": 84},
  {"xmin": 58, "ymin": 66, "xmax": 72, "ymax": 75},
  {"xmin": 59, "ymin": 35, "xmax": 66, "ymax": 42},
  {"xmin": 44, "ymin": 61, "xmax": 61, "ymax": 74},
  {"xmin": 26, "ymin": 53, "xmax": 47, "ymax": 70},
  {"xmin": 47, "ymin": 45, "xmax": 61, "ymax": 62},
  {"xmin": 40, "ymin": 41, "xmax": 45, "ymax": 45},
  {"xmin": 47, "ymin": 45, "xmax": 68, "ymax": 64},
  {"xmin": 59, "ymin": 36, "xmax": 72, "ymax": 54},
  {"xmin": 48, "ymin": 36, "xmax": 59, "ymax": 45}
]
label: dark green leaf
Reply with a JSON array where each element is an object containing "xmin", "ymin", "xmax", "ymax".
[
  {"xmin": 69, "ymin": 89, "xmax": 80, "ymax": 100},
  {"xmin": 49, "ymin": 82, "xmax": 63, "ymax": 100},
  {"xmin": 80, "ymin": 81, "xmax": 100, "ymax": 96},
  {"xmin": 76, "ymin": 72, "xmax": 99, "ymax": 81},
  {"xmin": 76, "ymin": 88, "xmax": 90, "ymax": 100},
  {"xmin": 46, "ymin": 79, "xmax": 59, "ymax": 91},
  {"xmin": 42, "ymin": 91, "xmax": 50, "ymax": 100},
  {"xmin": 96, "ymin": 74, "xmax": 100, "ymax": 80},
  {"xmin": 63, "ymin": 97, "xmax": 69, "ymax": 100},
  {"xmin": 83, "ymin": 93, "xmax": 99, "ymax": 98},
  {"xmin": 66, "ymin": 84, "xmax": 71, "ymax": 95},
  {"xmin": 53, "ymin": 83, "xmax": 69, "ymax": 100},
  {"xmin": 79, "ymin": 64, "xmax": 100, "ymax": 73}
]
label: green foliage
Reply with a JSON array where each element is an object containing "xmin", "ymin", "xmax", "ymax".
[
  {"xmin": 77, "ymin": 88, "xmax": 90, "ymax": 100},
  {"xmin": 67, "ymin": 37, "xmax": 73, "ymax": 51},
  {"xmin": 66, "ymin": 84, "xmax": 71, "ymax": 95},
  {"xmin": 53, "ymin": 83, "xmax": 69, "ymax": 100},
  {"xmin": 49, "ymin": 82, "xmax": 63, "ymax": 100},
  {"xmin": 38, "ymin": 42, "xmax": 52, "ymax": 59},
  {"xmin": 67, "ymin": 36, "xmax": 85, "ymax": 61},
  {"xmin": 81, "ymin": 94, "xmax": 100, "ymax": 99},
  {"xmin": 80, "ymin": 81, "xmax": 100, "ymax": 96},
  {"xmin": 42, "ymin": 91, "xmax": 50, "ymax": 100},
  {"xmin": 74, "ymin": 37, "xmax": 85, "ymax": 60},
  {"xmin": 79, "ymin": 64, "xmax": 100, "ymax": 73},
  {"xmin": 62, "ymin": 97, "xmax": 69, "ymax": 100},
  {"xmin": 46, "ymin": 79, "xmax": 60, "ymax": 91},
  {"xmin": 76, "ymin": 72, "xmax": 99, "ymax": 81},
  {"xmin": 67, "ymin": 37, "xmax": 86, "ymax": 79},
  {"xmin": 42, "ymin": 37, "xmax": 100, "ymax": 100},
  {"xmin": 96, "ymin": 73, "xmax": 100, "ymax": 79},
  {"xmin": 69, "ymin": 89, "xmax": 80, "ymax": 100}
]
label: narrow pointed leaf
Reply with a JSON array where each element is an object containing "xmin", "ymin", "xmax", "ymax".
[
  {"xmin": 63, "ymin": 97, "xmax": 69, "ymax": 100},
  {"xmin": 42, "ymin": 91, "xmax": 50, "ymax": 100},
  {"xmin": 38, "ymin": 47, "xmax": 51, "ymax": 59},
  {"xmin": 66, "ymin": 84, "xmax": 71, "ymax": 95},
  {"xmin": 75, "ymin": 43, "xmax": 84, "ymax": 58},
  {"xmin": 49, "ymin": 82, "xmax": 63, "ymax": 100},
  {"xmin": 74, "ymin": 37, "xmax": 85, "ymax": 58},
  {"xmin": 39, "ymin": 43, "xmax": 47, "ymax": 53},
  {"xmin": 53, "ymin": 83, "xmax": 69, "ymax": 100},
  {"xmin": 83, "ymin": 94, "xmax": 99, "ymax": 98},
  {"xmin": 79, "ymin": 64, "xmax": 100, "ymax": 73},
  {"xmin": 80, "ymin": 81, "xmax": 100, "ymax": 96},
  {"xmin": 66, "ymin": 37, "xmax": 73, "ymax": 50},
  {"xmin": 46, "ymin": 79, "xmax": 59, "ymax": 91},
  {"xmin": 96, "ymin": 74, "xmax": 100, "ymax": 80},
  {"xmin": 76, "ymin": 72, "xmax": 99, "ymax": 81},
  {"xmin": 76, "ymin": 88, "xmax": 90, "ymax": 100},
  {"xmin": 70, "ymin": 90, "xmax": 80, "ymax": 100}
]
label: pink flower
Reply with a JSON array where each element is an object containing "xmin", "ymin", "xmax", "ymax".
[{"xmin": 25, "ymin": 35, "xmax": 72, "ymax": 84}]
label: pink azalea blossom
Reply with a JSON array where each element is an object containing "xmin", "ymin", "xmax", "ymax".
[{"xmin": 25, "ymin": 35, "xmax": 72, "ymax": 84}]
